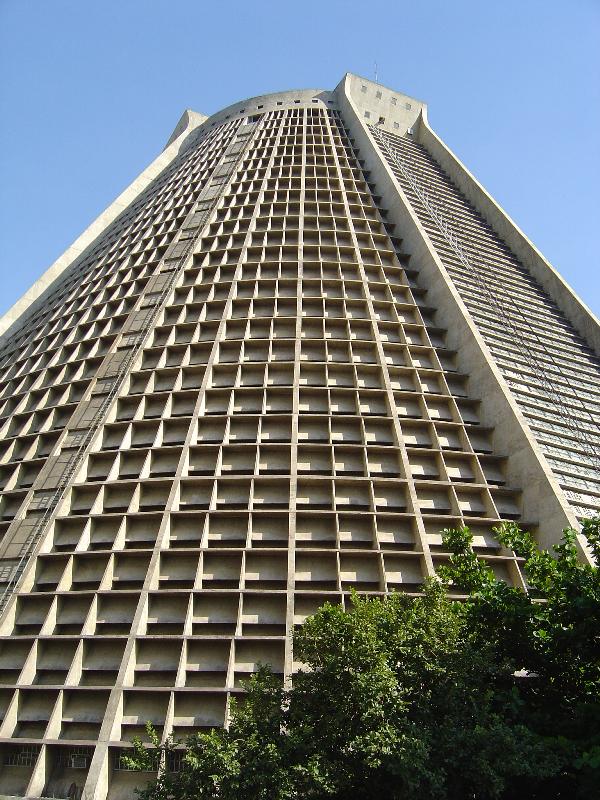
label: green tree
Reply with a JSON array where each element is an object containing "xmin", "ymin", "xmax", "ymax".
[{"xmin": 124, "ymin": 518, "xmax": 600, "ymax": 799}]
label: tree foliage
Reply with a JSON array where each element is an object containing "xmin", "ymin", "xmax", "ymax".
[{"xmin": 124, "ymin": 519, "xmax": 600, "ymax": 799}]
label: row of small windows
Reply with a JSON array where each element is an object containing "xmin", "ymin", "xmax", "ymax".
[
  {"xmin": 206, "ymin": 97, "xmax": 337, "ymax": 129},
  {"xmin": 360, "ymin": 84, "xmax": 412, "ymax": 110}
]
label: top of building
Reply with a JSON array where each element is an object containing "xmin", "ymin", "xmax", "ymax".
[
  {"xmin": 0, "ymin": 73, "xmax": 427, "ymax": 343},
  {"xmin": 165, "ymin": 73, "xmax": 427, "ymax": 151}
]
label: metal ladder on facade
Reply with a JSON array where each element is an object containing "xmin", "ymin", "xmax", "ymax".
[{"xmin": 371, "ymin": 126, "xmax": 600, "ymax": 473}]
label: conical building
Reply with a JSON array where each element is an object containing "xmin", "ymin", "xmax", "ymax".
[{"xmin": 0, "ymin": 74, "xmax": 598, "ymax": 800}]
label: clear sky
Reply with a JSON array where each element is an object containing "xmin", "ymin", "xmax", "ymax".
[{"xmin": 1, "ymin": 0, "xmax": 598, "ymax": 318}]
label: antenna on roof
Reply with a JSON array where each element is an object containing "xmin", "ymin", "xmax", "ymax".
[{"xmin": 374, "ymin": 62, "xmax": 378, "ymax": 83}]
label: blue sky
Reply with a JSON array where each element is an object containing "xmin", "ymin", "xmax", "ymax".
[{"xmin": 1, "ymin": 0, "xmax": 598, "ymax": 317}]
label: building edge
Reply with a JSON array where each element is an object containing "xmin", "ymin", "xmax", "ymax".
[
  {"xmin": 334, "ymin": 74, "xmax": 584, "ymax": 554},
  {"xmin": 0, "ymin": 110, "xmax": 208, "ymax": 345},
  {"xmin": 163, "ymin": 109, "xmax": 208, "ymax": 150},
  {"xmin": 0, "ymin": 86, "xmax": 335, "ymax": 347},
  {"xmin": 416, "ymin": 109, "xmax": 600, "ymax": 358}
]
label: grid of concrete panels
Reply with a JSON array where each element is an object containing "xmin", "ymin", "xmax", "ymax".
[
  {"xmin": 0, "ymin": 121, "xmax": 242, "ymax": 547},
  {"xmin": 370, "ymin": 126, "xmax": 600, "ymax": 520},
  {"xmin": 0, "ymin": 106, "xmax": 527, "ymax": 798},
  {"xmin": 0, "ymin": 119, "xmax": 249, "ymax": 796}
]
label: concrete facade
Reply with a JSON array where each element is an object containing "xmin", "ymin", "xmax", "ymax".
[
  {"xmin": 0, "ymin": 75, "xmax": 598, "ymax": 799},
  {"xmin": 342, "ymin": 75, "xmax": 600, "ymax": 526}
]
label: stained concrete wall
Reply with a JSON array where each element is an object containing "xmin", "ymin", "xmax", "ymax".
[{"xmin": 335, "ymin": 73, "xmax": 580, "ymax": 549}]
